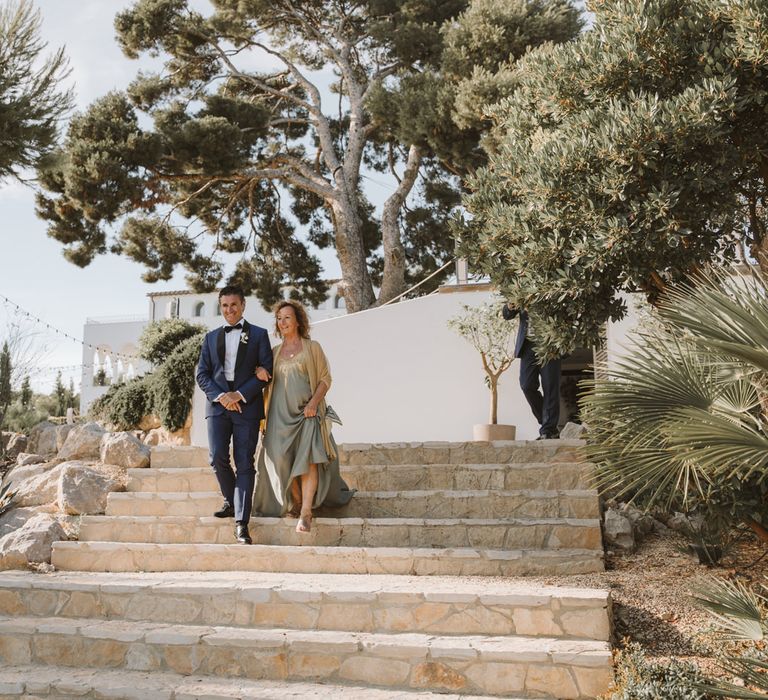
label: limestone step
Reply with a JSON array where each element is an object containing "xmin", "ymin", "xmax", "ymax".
[
  {"xmin": 0, "ymin": 616, "xmax": 612, "ymax": 698},
  {"xmin": 0, "ymin": 665, "xmax": 505, "ymax": 699},
  {"xmin": 51, "ymin": 541, "xmax": 604, "ymax": 577},
  {"xmin": 150, "ymin": 440, "xmax": 586, "ymax": 469},
  {"xmin": 0, "ymin": 571, "xmax": 611, "ymax": 640},
  {"xmin": 76, "ymin": 514, "xmax": 603, "ymax": 550},
  {"xmin": 128, "ymin": 462, "xmax": 593, "ymax": 493},
  {"xmin": 107, "ymin": 488, "xmax": 600, "ymax": 519}
]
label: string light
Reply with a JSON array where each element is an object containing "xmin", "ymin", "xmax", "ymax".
[{"xmin": 0, "ymin": 293, "xmax": 142, "ymax": 362}]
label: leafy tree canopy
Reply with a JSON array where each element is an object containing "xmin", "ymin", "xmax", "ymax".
[
  {"xmin": 0, "ymin": 0, "xmax": 72, "ymax": 181},
  {"xmin": 461, "ymin": 0, "xmax": 768, "ymax": 357},
  {"xmin": 36, "ymin": 0, "xmax": 581, "ymax": 312}
]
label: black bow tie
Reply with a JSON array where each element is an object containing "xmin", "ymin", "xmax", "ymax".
[{"xmin": 224, "ymin": 323, "xmax": 243, "ymax": 333}]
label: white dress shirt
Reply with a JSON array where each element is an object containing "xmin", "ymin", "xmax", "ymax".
[
  {"xmin": 215, "ymin": 321, "xmax": 247, "ymax": 404},
  {"xmin": 223, "ymin": 322, "xmax": 243, "ymax": 381}
]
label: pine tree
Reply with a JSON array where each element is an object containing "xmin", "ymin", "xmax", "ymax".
[
  {"xmin": 20, "ymin": 375, "xmax": 31, "ymax": 407},
  {"xmin": 0, "ymin": 0, "xmax": 72, "ymax": 181},
  {"xmin": 0, "ymin": 342, "xmax": 11, "ymax": 431},
  {"xmin": 54, "ymin": 371, "xmax": 66, "ymax": 417},
  {"xmin": 36, "ymin": 0, "xmax": 581, "ymax": 311}
]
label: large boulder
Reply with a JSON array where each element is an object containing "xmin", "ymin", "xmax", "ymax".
[
  {"xmin": 56, "ymin": 424, "xmax": 76, "ymax": 451},
  {"xmin": 100, "ymin": 432, "xmax": 150, "ymax": 469},
  {"xmin": 0, "ymin": 506, "xmax": 39, "ymax": 539},
  {"xmin": 57, "ymin": 422, "xmax": 105, "ymax": 461},
  {"xmin": 15, "ymin": 453, "xmax": 45, "ymax": 466},
  {"xmin": 0, "ymin": 513, "xmax": 66, "ymax": 569},
  {"xmin": 57, "ymin": 463, "xmax": 123, "ymax": 515},
  {"xmin": 27, "ymin": 421, "xmax": 58, "ymax": 456},
  {"xmin": 604, "ymin": 508, "xmax": 635, "ymax": 551},
  {"xmin": 3, "ymin": 432, "xmax": 27, "ymax": 459},
  {"xmin": 13, "ymin": 463, "xmax": 68, "ymax": 507}
]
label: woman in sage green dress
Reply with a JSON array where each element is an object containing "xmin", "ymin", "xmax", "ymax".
[{"xmin": 253, "ymin": 300, "xmax": 354, "ymax": 532}]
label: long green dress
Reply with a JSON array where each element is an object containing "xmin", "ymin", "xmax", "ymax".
[{"xmin": 253, "ymin": 349, "xmax": 354, "ymax": 517}]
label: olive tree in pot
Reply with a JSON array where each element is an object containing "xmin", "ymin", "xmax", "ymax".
[{"xmin": 448, "ymin": 299, "xmax": 518, "ymax": 441}]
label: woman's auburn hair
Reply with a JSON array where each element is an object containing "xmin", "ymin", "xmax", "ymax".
[{"xmin": 272, "ymin": 299, "xmax": 311, "ymax": 339}]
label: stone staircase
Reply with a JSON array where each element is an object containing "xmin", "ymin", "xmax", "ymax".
[{"xmin": 0, "ymin": 440, "xmax": 613, "ymax": 699}]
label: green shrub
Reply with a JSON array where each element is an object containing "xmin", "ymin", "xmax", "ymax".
[
  {"xmin": 608, "ymin": 643, "xmax": 713, "ymax": 700},
  {"xmin": 3, "ymin": 401, "xmax": 49, "ymax": 433},
  {"xmin": 140, "ymin": 319, "xmax": 206, "ymax": 366},
  {"xmin": 92, "ymin": 318, "xmax": 206, "ymax": 433},
  {"xmin": 90, "ymin": 376, "xmax": 153, "ymax": 430},
  {"xmin": 151, "ymin": 332, "xmax": 205, "ymax": 432}
]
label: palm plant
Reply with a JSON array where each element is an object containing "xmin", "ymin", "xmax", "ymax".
[
  {"xmin": 693, "ymin": 576, "xmax": 768, "ymax": 698},
  {"xmin": 581, "ymin": 266, "xmax": 768, "ymax": 545},
  {"xmin": 0, "ymin": 473, "xmax": 16, "ymax": 517}
]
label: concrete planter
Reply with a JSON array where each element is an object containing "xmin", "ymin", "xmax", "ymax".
[{"xmin": 473, "ymin": 424, "xmax": 516, "ymax": 441}]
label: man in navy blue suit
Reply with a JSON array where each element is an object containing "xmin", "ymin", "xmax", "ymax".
[
  {"xmin": 196, "ymin": 286, "xmax": 273, "ymax": 544},
  {"xmin": 502, "ymin": 303, "xmax": 561, "ymax": 440}
]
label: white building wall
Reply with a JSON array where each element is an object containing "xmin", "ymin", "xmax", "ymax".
[
  {"xmin": 191, "ymin": 287, "xmax": 542, "ymax": 446},
  {"xmin": 604, "ymin": 293, "xmax": 645, "ymax": 372},
  {"xmin": 80, "ymin": 319, "xmax": 151, "ymax": 413}
]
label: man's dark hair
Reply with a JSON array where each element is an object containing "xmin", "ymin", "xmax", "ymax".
[{"xmin": 218, "ymin": 285, "xmax": 245, "ymax": 302}]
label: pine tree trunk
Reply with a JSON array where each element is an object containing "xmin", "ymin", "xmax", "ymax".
[
  {"xmin": 378, "ymin": 145, "xmax": 423, "ymax": 305},
  {"xmin": 330, "ymin": 198, "xmax": 376, "ymax": 313}
]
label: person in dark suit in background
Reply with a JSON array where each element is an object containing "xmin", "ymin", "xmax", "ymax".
[
  {"xmin": 196, "ymin": 285, "xmax": 273, "ymax": 544},
  {"xmin": 502, "ymin": 303, "xmax": 561, "ymax": 440}
]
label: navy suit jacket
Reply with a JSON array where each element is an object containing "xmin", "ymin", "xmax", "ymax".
[
  {"xmin": 501, "ymin": 304, "xmax": 528, "ymax": 359},
  {"xmin": 196, "ymin": 320, "xmax": 273, "ymax": 419}
]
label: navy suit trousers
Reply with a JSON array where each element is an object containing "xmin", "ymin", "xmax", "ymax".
[
  {"xmin": 519, "ymin": 339, "xmax": 561, "ymax": 436},
  {"xmin": 207, "ymin": 409, "xmax": 260, "ymax": 523}
]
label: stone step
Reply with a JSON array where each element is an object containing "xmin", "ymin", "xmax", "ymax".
[
  {"xmin": 76, "ymin": 514, "xmax": 603, "ymax": 550},
  {"xmin": 0, "ymin": 616, "xmax": 612, "ymax": 698},
  {"xmin": 128, "ymin": 462, "xmax": 593, "ymax": 493},
  {"xmin": 51, "ymin": 541, "xmax": 604, "ymax": 577},
  {"xmin": 107, "ymin": 488, "xmax": 600, "ymax": 519},
  {"xmin": 150, "ymin": 441, "xmax": 586, "ymax": 469},
  {"xmin": 0, "ymin": 571, "xmax": 611, "ymax": 640},
  {"xmin": 0, "ymin": 665, "xmax": 505, "ymax": 699}
]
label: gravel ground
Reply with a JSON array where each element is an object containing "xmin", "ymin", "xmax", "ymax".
[{"xmin": 528, "ymin": 528, "xmax": 768, "ymax": 682}]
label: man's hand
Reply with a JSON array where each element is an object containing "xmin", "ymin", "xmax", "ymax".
[
  {"xmin": 221, "ymin": 391, "xmax": 243, "ymax": 413},
  {"xmin": 303, "ymin": 401, "xmax": 318, "ymax": 418}
]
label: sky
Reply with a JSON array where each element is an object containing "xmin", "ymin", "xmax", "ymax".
[{"xmin": 0, "ymin": 0, "xmax": 345, "ymax": 393}]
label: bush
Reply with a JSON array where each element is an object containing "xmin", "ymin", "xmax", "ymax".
[
  {"xmin": 140, "ymin": 318, "xmax": 206, "ymax": 366},
  {"xmin": 3, "ymin": 401, "xmax": 49, "ymax": 433},
  {"xmin": 607, "ymin": 643, "xmax": 713, "ymax": 700},
  {"xmin": 151, "ymin": 333, "xmax": 205, "ymax": 432},
  {"xmin": 89, "ymin": 376, "xmax": 153, "ymax": 430},
  {"xmin": 92, "ymin": 318, "xmax": 206, "ymax": 433}
]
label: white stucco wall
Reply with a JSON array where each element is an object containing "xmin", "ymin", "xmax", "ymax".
[
  {"xmin": 191, "ymin": 286, "xmax": 542, "ymax": 446},
  {"xmin": 604, "ymin": 293, "xmax": 646, "ymax": 372},
  {"xmin": 80, "ymin": 319, "xmax": 150, "ymax": 414}
]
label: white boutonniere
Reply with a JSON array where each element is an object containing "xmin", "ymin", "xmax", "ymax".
[{"xmin": 239, "ymin": 331, "xmax": 249, "ymax": 345}]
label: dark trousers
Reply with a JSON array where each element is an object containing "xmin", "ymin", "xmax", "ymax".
[
  {"xmin": 207, "ymin": 410, "xmax": 260, "ymax": 523},
  {"xmin": 519, "ymin": 339, "xmax": 561, "ymax": 436}
]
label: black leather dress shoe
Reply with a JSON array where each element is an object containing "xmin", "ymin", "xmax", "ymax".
[
  {"xmin": 235, "ymin": 523, "xmax": 252, "ymax": 544},
  {"xmin": 214, "ymin": 503, "xmax": 235, "ymax": 518}
]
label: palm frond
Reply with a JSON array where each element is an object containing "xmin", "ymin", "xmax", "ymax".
[
  {"xmin": 661, "ymin": 268, "xmax": 768, "ymax": 374},
  {"xmin": 693, "ymin": 577, "xmax": 767, "ymax": 642},
  {"xmin": 663, "ymin": 408, "xmax": 768, "ymax": 482}
]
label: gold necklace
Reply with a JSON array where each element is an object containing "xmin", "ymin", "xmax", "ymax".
[{"xmin": 283, "ymin": 340, "xmax": 301, "ymax": 358}]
